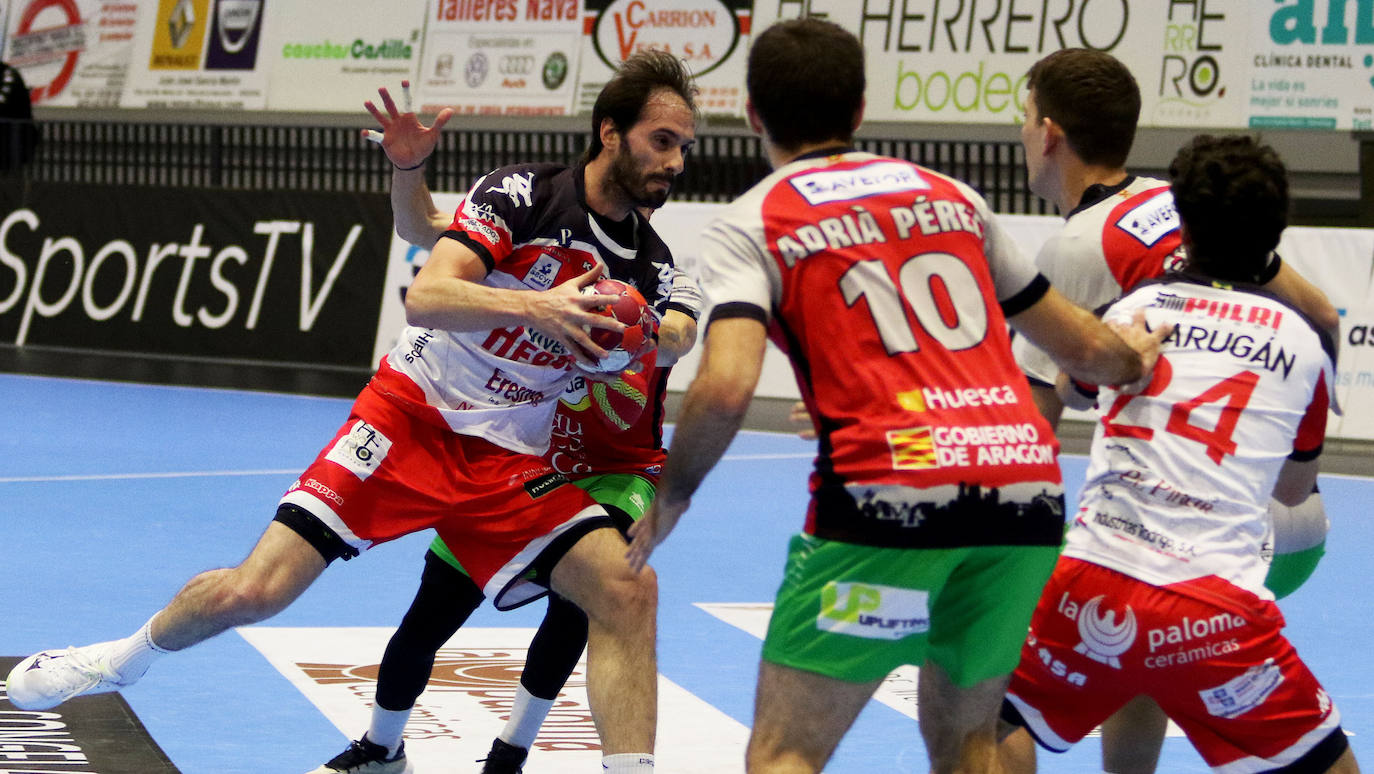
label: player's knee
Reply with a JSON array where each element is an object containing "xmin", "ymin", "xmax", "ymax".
[
  {"xmin": 212, "ymin": 567, "xmax": 296, "ymax": 625},
  {"xmin": 593, "ymin": 563, "xmax": 657, "ymax": 626}
]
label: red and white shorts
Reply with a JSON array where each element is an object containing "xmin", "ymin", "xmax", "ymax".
[
  {"xmin": 1005, "ymin": 558, "xmax": 1342, "ymax": 772},
  {"xmin": 279, "ymin": 383, "xmax": 608, "ymax": 609}
]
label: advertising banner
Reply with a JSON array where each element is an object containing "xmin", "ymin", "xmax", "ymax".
[
  {"xmin": 0, "ymin": 183, "xmax": 393, "ymax": 368},
  {"xmin": 415, "ymin": 0, "xmax": 582, "ymax": 117},
  {"xmin": 262, "ymin": 0, "xmax": 424, "ymax": 112},
  {"xmin": 120, "ymin": 0, "xmax": 269, "ymax": 109},
  {"xmin": 1247, "ymin": 0, "xmax": 1374, "ymax": 130},
  {"xmin": 1332, "ymin": 307, "xmax": 1374, "ymax": 439},
  {"xmin": 6, "ymin": 0, "xmax": 138, "ymax": 107},
  {"xmin": 577, "ymin": 0, "xmax": 751, "ymax": 116},
  {"xmin": 748, "ymin": 0, "xmax": 1250, "ymax": 129}
]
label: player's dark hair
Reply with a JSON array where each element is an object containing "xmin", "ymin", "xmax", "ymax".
[
  {"xmin": 585, "ymin": 49, "xmax": 698, "ymax": 161},
  {"xmin": 1169, "ymin": 134, "xmax": 1289, "ymax": 284},
  {"xmin": 1026, "ymin": 49, "xmax": 1139, "ymax": 168},
  {"xmin": 746, "ymin": 18, "xmax": 864, "ymax": 150}
]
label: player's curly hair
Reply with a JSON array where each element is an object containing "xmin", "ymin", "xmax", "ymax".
[
  {"xmin": 747, "ymin": 18, "xmax": 864, "ymax": 150},
  {"xmin": 1169, "ymin": 134, "xmax": 1289, "ymax": 284},
  {"xmin": 1026, "ymin": 49, "xmax": 1139, "ymax": 168},
  {"xmin": 585, "ymin": 49, "xmax": 699, "ymax": 161}
]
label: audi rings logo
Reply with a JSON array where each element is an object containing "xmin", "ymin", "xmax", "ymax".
[
  {"xmin": 499, "ymin": 54, "xmax": 536, "ymax": 76},
  {"xmin": 465, "ymin": 52, "xmax": 489, "ymax": 88}
]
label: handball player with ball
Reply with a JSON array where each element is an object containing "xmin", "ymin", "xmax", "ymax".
[
  {"xmin": 9, "ymin": 50, "xmax": 700, "ymax": 774},
  {"xmin": 304, "ymin": 52, "xmax": 701, "ymax": 774}
]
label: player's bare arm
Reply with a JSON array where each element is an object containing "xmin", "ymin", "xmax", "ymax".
[
  {"xmin": 1010, "ymin": 288, "xmax": 1169, "ymax": 387},
  {"xmin": 626, "ymin": 316, "xmax": 767, "ymax": 570},
  {"xmin": 1263, "ymin": 260, "xmax": 1341, "ymax": 342},
  {"xmin": 364, "ymin": 81, "xmax": 455, "ymax": 248},
  {"xmin": 655, "ymin": 309, "xmax": 697, "ymax": 364},
  {"xmin": 405, "ymin": 241, "xmax": 623, "ymax": 366}
]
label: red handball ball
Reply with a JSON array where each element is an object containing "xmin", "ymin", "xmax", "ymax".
[{"xmin": 580, "ymin": 278, "xmax": 653, "ymax": 374}]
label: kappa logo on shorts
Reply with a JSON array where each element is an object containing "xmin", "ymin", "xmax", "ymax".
[
  {"xmin": 325, "ymin": 421, "xmax": 392, "ymax": 481},
  {"xmin": 817, "ymin": 581, "xmax": 930, "ymax": 641},
  {"xmin": 1072, "ymin": 595, "xmax": 1137, "ymax": 669}
]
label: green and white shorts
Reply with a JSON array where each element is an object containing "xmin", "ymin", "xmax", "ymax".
[
  {"xmin": 430, "ymin": 472, "xmax": 656, "ymax": 575},
  {"xmin": 762, "ymin": 532, "xmax": 1059, "ymax": 688}
]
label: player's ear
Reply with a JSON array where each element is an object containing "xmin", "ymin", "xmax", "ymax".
[
  {"xmin": 745, "ymin": 100, "xmax": 764, "ymax": 137},
  {"xmin": 599, "ymin": 117, "xmax": 621, "ymax": 154},
  {"xmin": 1040, "ymin": 116, "xmax": 1065, "ymax": 155}
]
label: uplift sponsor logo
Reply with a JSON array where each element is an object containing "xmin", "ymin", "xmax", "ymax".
[{"xmin": 816, "ymin": 581, "xmax": 930, "ymax": 640}]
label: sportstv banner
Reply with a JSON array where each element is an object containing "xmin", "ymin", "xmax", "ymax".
[{"xmin": 0, "ymin": 183, "xmax": 392, "ymax": 369}]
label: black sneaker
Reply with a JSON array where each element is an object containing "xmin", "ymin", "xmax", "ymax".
[
  {"xmin": 478, "ymin": 738, "xmax": 528, "ymax": 774},
  {"xmin": 308, "ymin": 735, "xmax": 409, "ymax": 773}
]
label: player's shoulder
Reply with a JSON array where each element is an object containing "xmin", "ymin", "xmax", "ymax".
[
  {"xmin": 469, "ymin": 162, "xmax": 571, "ymax": 201},
  {"xmin": 1122, "ymin": 273, "xmax": 1335, "ymax": 351},
  {"xmin": 635, "ymin": 214, "xmax": 675, "ymax": 261}
]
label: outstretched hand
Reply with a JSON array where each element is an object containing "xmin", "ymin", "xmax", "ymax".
[{"xmin": 362, "ymin": 80, "xmax": 454, "ymax": 170}]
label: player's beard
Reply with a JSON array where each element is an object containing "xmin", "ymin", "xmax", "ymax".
[{"xmin": 609, "ymin": 139, "xmax": 674, "ymax": 210}]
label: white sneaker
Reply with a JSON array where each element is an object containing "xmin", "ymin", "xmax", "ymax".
[{"xmin": 5, "ymin": 643, "xmax": 133, "ymax": 710}]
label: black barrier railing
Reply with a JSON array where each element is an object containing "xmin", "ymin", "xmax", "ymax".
[{"xmin": 8, "ymin": 118, "xmax": 1055, "ymax": 214}]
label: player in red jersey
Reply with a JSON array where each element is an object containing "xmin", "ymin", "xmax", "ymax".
[
  {"xmin": 1013, "ymin": 48, "xmax": 1342, "ymax": 774},
  {"xmin": 625, "ymin": 19, "xmax": 1167, "ymax": 774},
  {"xmin": 8, "ymin": 51, "xmax": 696, "ymax": 774},
  {"xmin": 997, "ymin": 134, "xmax": 1357, "ymax": 774}
]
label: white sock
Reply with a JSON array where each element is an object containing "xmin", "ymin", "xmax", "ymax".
[
  {"xmin": 367, "ymin": 705, "xmax": 411, "ymax": 756},
  {"xmin": 499, "ymin": 685, "xmax": 554, "ymax": 749},
  {"xmin": 601, "ymin": 753, "xmax": 654, "ymax": 772},
  {"xmin": 107, "ymin": 614, "xmax": 171, "ymax": 683}
]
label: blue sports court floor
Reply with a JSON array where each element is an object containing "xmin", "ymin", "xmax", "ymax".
[{"xmin": 2, "ymin": 371, "xmax": 1371, "ymax": 773}]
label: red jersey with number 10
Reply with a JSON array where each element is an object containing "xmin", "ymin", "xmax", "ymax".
[{"xmin": 701, "ymin": 151, "xmax": 1064, "ymax": 548}]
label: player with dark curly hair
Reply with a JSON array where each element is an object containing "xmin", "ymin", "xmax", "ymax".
[{"xmin": 997, "ymin": 134, "xmax": 1356, "ymax": 774}]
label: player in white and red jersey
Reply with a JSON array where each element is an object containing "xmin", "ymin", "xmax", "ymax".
[
  {"xmin": 302, "ymin": 62, "xmax": 702, "ymax": 774},
  {"xmin": 625, "ymin": 19, "xmax": 1167, "ymax": 774},
  {"xmin": 1013, "ymin": 49, "xmax": 1343, "ymax": 773},
  {"xmin": 8, "ymin": 52, "xmax": 697, "ymax": 774},
  {"xmin": 313, "ymin": 89, "xmax": 702, "ymax": 773},
  {"xmin": 998, "ymin": 135, "xmax": 1357, "ymax": 774}
]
